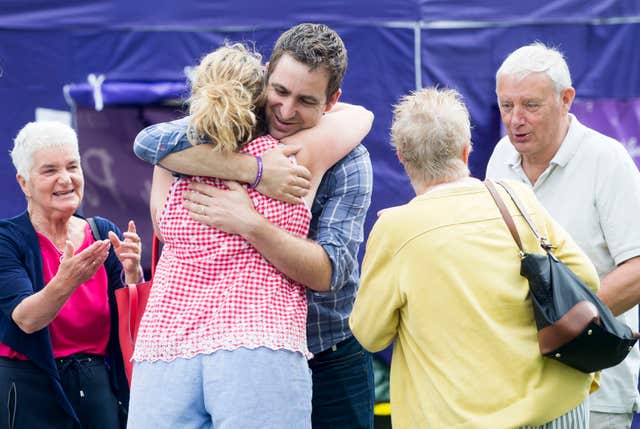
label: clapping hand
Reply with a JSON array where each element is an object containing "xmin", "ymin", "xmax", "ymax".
[
  {"xmin": 108, "ymin": 220, "xmax": 143, "ymax": 284},
  {"xmin": 57, "ymin": 239, "xmax": 111, "ymax": 289}
]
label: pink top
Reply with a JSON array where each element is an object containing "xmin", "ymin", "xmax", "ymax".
[
  {"xmin": 0, "ymin": 223, "xmax": 110, "ymax": 359},
  {"xmin": 133, "ymin": 135, "xmax": 312, "ymax": 362}
]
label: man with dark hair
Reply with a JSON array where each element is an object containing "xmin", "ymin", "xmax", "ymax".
[
  {"xmin": 267, "ymin": 23, "xmax": 347, "ymax": 102},
  {"xmin": 134, "ymin": 23, "xmax": 375, "ymax": 428}
]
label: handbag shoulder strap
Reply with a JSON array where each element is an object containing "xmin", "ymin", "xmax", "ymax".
[
  {"xmin": 485, "ymin": 179, "xmax": 554, "ymax": 253},
  {"xmin": 495, "ymin": 181, "xmax": 543, "ymax": 239},
  {"xmin": 149, "ymin": 235, "xmax": 159, "ymax": 277},
  {"xmin": 87, "ymin": 217, "xmax": 101, "ymax": 240},
  {"xmin": 496, "ymin": 180, "xmax": 555, "ymax": 252},
  {"xmin": 484, "ymin": 180, "xmax": 525, "ymax": 254}
]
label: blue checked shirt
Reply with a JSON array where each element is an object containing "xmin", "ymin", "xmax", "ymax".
[
  {"xmin": 133, "ymin": 117, "xmax": 194, "ymax": 166},
  {"xmin": 133, "ymin": 119, "xmax": 373, "ymax": 354}
]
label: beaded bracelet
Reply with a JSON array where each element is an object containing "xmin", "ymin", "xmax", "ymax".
[{"xmin": 248, "ymin": 155, "xmax": 263, "ymax": 189}]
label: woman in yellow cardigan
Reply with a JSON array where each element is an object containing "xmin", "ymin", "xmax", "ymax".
[{"xmin": 350, "ymin": 87, "xmax": 599, "ymax": 428}]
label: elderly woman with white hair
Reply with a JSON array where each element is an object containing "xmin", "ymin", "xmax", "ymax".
[
  {"xmin": 0, "ymin": 121, "xmax": 142, "ymax": 428},
  {"xmin": 350, "ymin": 87, "xmax": 600, "ymax": 428}
]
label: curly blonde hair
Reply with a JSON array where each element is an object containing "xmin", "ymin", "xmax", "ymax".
[{"xmin": 188, "ymin": 43, "xmax": 266, "ymax": 152}]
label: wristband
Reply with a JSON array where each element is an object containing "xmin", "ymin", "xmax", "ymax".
[
  {"xmin": 121, "ymin": 265, "xmax": 145, "ymax": 285},
  {"xmin": 248, "ymin": 155, "xmax": 263, "ymax": 189}
]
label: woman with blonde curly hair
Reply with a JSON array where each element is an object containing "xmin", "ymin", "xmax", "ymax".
[{"xmin": 127, "ymin": 43, "xmax": 373, "ymax": 428}]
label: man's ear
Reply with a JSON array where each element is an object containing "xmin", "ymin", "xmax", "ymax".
[
  {"xmin": 324, "ymin": 88, "xmax": 341, "ymax": 113},
  {"xmin": 561, "ymin": 86, "xmax": 576, "ymax": 112},
  {"xmin": 396, "ymin": 148, "xmax": 404, "ymax": 165}
]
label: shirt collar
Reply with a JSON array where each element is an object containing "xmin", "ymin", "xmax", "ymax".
[
  {"xmin": 506, "ymin": 146, "xmax": 521, "ymax": 169},
  {"xmin": 548, "ymin": 113, "xmax": 582, "ymax": 168}
]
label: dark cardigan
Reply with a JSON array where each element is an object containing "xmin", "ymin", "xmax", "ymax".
[{"xmin": 0, "ymin": 211, "xmax": 129, "ymax": 422}]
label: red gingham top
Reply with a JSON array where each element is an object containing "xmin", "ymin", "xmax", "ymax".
[{"xmin": 133, "ymin": 135, "xmax": 311, "ymax": 362}]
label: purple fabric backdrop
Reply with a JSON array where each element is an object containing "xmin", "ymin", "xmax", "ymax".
[
  {"xmin": 76, "ymin": 106, "xmax": 184, "ymax": 272},
  {"xmin": 572, "ymin": 98, "xmax": 640, "ymax": 169}
]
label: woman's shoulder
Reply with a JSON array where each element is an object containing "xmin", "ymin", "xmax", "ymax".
[
  {"xmin": 0, "ymin": 211, "xmax": 32, "ymax": 238},
  {"xmin": 488, "ymin": 180, "xmax": 549, "ymax": 228},
  {"xmin": 240, "ymin": 134, "xmax": 279, "ymax": 156},
  {"xmin": 495, "ymin": 180, "xmax": 539, "ymax": 205},
  {"xmin": 83, "ymin": 215, "xmax": 116, "ymax": 227},
  {"xmin": 0, "ymin": 212, "xmax": 37, "ymax": 256},
  {"xmin": 80, "ymin": 215, "xmax": 121, "ymax": 239}
]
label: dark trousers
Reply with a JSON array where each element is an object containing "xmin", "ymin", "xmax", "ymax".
[
  {"xmin": 0, "ymin": 355, "xmax": 121, "ymax": 429},
  {"xmin": 308, "ymin": 335, "xmax": 375, "ymax": 429}
]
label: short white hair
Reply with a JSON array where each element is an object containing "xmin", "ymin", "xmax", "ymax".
[
  {"xmin": 496, "ymin": 42, "xmax": 572, "ymax": 95},
  {"xmin": 11, "ymin": 121, "xmax": 79, "ymax": 181},
  {"xmin": 391, "ymin": 87, "xmax": 471, "ymax": 185}
]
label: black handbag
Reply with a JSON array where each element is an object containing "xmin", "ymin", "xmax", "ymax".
[{"xmin": 485, "ymin": 179, "xmax": 638, "ymax": 373}]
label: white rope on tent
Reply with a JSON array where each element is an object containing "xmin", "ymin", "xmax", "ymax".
[{"xmin": 87, "ymin": 73, "xmax": 106, "ymax": 112}]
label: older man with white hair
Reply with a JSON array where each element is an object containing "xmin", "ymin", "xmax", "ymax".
[{"xmin": 486, "ymin": 42, "xmax": 640, "ymax": 429}]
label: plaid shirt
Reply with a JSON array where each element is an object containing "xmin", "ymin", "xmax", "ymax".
[
  {"xmin": 306, "ymin": 146, "xmax": 372, "ymax": 353},
  {"xmin": 133, "ymin": 118, "xmax": 373, "ymax": 354}
]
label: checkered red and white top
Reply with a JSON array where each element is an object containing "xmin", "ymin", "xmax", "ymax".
[{"xmin": 133, "ymin": 135, "xmax": 311, "ymax": 362}]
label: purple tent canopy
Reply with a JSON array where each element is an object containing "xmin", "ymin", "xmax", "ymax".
[{"xmin": 65, "ymin": 81, "xmax": 187, "ymax": 108}]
